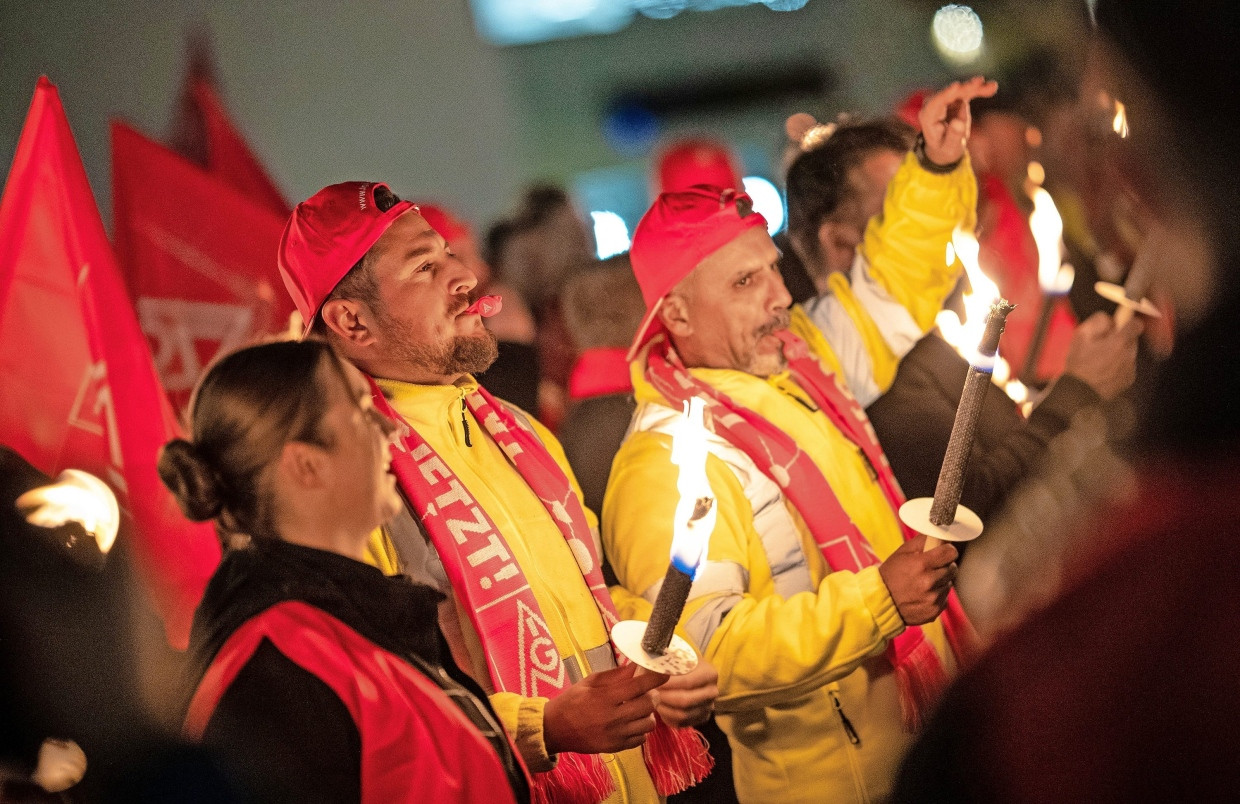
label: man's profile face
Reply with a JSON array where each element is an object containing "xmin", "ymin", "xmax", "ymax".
[
  {"xmin": 820, "ymin": 148, "xmax": 904, "ymax": 276},
  {"xmin": 367, "ymin": 210, "xmax": 497, "ymax": 382},
  {"xmin": 667, "ymin": 226, "xmax": 793, "ymax": 377}
]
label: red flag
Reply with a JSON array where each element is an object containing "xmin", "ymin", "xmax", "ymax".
[
  {"xmin": 111, "ymin": 121, "xmax": 292, "ymax": 413},
  {"xmin": 0, "ymin": 78, "xmax": 220, "ymax": 648},
  {"xmin": 187, "ymin": 77, "xmax": 290, "ymax": 218}
]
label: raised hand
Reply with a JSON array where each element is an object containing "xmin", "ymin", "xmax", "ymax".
[
  {"xmin": 878, "ymin": 533, "xmax": 958, "ymax": 626},
  {"xmin": 543, "ymin": 663, "xmax": 668, "ymax": 755},
  {"xmin": 918, "ymin": 76, "xmax": 999, "ymax": 167}
]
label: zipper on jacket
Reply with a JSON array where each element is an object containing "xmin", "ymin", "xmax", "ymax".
[
  {"xmin": 829, "ymin": 689, "xmax": 861, "ymax": 745},
  {"xmin": 458, "ymin": 390, "xmax": 472, "ymax": 447}
]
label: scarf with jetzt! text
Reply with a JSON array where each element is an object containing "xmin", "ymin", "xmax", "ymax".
[
  {"xmin": 644, "ymin": 332, "xmax": 977, "ymax": 731},
  {"xmin": 369, "ymin": 378, "xmax": 712, "ymax": 804}
]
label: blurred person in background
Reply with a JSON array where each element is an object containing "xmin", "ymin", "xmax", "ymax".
[
  {"xmin": 558, "ymin": 253, "xmax": 645, "ymax": 522},
  {"xmin": 604, "ymin": 78, "xmax": 993, "ymax": 804},
  {"xmin": 164, "ymin": 339, "xmax": 529, "ymax": 803},
  {"xmin": 486, "ymin": 185, "xmax": 596, "ymax": 430},
  {"xmin": 653, "ymin": 137, "xmax": 742, "ymax": 196},
  {"xmin": 284, "ymin": 183, "xmax": 716, "ymax": 803},
  {"xmin": 417, "ymin": 202, "xmax": 540, "ymax": 414},
  {"xmin": 896, "ymin": 0, "xmax": 1240, "ymax": 799},
  {"xmin": 784, "ymin": 116, "xmax": 1140, "ymax": 524},
  {"xmin": 967, "ymin": 77, "xmax": 1079, "ymax": 384}
]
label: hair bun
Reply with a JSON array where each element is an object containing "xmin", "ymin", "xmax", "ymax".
[{"xmin": 157, "ymin": 439, "xmax": 225, "ymax": 522}]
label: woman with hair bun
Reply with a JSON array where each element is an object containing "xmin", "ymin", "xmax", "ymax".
[{"xmin": 161, "ymin": 340, "xmax": 529, "ymax": 803}]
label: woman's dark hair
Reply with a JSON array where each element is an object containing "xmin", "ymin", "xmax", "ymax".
[
  {"xmin": 158, "ymin": 340, "xmax": 350, "ymax": 543},
  {"xmin": 784, "ymin": 117, "xmax": 915, "ymax": 262}
]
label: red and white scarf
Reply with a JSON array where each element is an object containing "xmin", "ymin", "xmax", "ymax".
[
  {"xmin": 369, "ymin": 378, "xmax": 712, "ymax": 804},
  {"xmin": 644, "ymin": 332, "xmax": 977, "ymax": 731}
]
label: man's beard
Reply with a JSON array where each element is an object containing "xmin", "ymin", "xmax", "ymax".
[{"xmin": 380, "ymin": 310, "xmax": 499, "ymax": 378}]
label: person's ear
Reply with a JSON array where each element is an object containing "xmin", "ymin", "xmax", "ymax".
[
  {"xmin": 279, "ymin": 441, "xmax": 330, "ymax": 491},
  {"xmin": 321, "ymin": 298, "xmax": 376, "ymax": 347},
  {"xmin": 815, "ymin": 219, "xmax": 841, "ymax": 258},
  {"xmin": 816, "ymin": 220, "xmax": 862, "ymax": 275},
  {"xmin": 658, "ymin": 293, "xmax": 693, "ymax": 339}
]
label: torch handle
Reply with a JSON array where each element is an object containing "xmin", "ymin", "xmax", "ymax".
[
  {"xmin": 642, "ymin": 564, "xmax": 694, "ymax": 656},
  {"xmin": 928, "ymin": 368, "xmax": 989, "ymax": 527},
  {"xmin": 926, "ymin": 300, "xmax": 1016, "ymax": 532},
  {"xmin": 1114, "ymin": 304, "xmax": 1135, "ymax": 328}
]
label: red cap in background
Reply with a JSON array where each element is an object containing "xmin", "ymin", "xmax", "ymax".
[
  {"xmin": 278, "ymin": 181, "xmax": 417, "ymax": 337},
  {"xmin": 627, "ymin": 185, "xmax": 767, "ymax": 360},
  {"xmin": 655, "ymin": 138, "xmax": 743, "ymax": 194},
  {"xmin": 416, "ymin": 201, "xmax": 472, "ymax": 244},
  {"xmin": 896, "ymin": 88, "xmax": 931, "ymax": 131}
]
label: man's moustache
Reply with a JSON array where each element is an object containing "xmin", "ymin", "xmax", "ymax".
[
  {"xmin": 756, "ymin": 312, "xmax": 791, "ymax": 338},
  {"xmin": 448, "ymin": 295, "xmax": 471, "ymax": 317}
]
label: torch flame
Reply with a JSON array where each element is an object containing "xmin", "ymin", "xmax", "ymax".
[
  {"xmin": 16, "ymin": 469, "xmax": 120, "ymax": 554},
  {"xmin": 937, "ymin": 228, "xmax": 1028, "ymax": 404},
  {"xmin": 1112, "ymin": 100, "xmax": 1129, "ymax": 138},
  {"xmin": 668, "ymin": 397, "xmax": 717, "ymax": 576},
  {"xmin": 1029, "ymin": 186, "xmax": 1074, "ymax": 294},
  {"xmin": 937, "ymin": 228, "xmax": 1000, "ymax": 368}
]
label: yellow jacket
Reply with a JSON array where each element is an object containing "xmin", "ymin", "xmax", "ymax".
[
  {"xmin": 370, "ymin": 377, "xmax": 658, "ymax": 804},
  {"xmin": 602, "ymin": 153, "xmax": 975, "ymax": 804}
]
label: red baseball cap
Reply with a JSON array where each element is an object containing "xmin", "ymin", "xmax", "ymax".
[
  {"xmin": 278, "ymin": 181, "xmax": 418, "ymax": 338},
  {"xmin": 416, "ymin": 202, "xmax": 472, "ymax": 244},
  {"xmin": 627, "ymin": 185, "xmax": 767, "ymax": 360},
  {"xmin": 656, "ymin": 138, "xmax": 743, "ymax": 194}
]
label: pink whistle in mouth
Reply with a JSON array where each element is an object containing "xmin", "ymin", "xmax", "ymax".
[{"xmin": 465, "ymin": 295, "xmax": 502, "ymax": 318}]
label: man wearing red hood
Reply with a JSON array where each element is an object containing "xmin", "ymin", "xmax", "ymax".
[{"xmin": 603, "ymin": 78, "xmax": 994, "ymax": 803}]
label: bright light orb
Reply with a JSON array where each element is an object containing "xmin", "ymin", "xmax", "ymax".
[
  {"xmin": 591, "ymin": 211, "xmax": 631, "ymax": 259},
  {"xmin": 742, "ymin": 176, "xmax": 785, "ymax": 235},
  {"xmin": 932, "ymin": 5, "xmax": 984, "ymax": 63}
]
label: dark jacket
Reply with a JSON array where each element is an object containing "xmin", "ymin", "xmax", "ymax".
[
  {"xmin": 186, "ymin": 539, "xmax": 529, "ymax": 803},
  {"xmin": 865, "ymin": 333, "xmax": 1099, "ymax": 523}
]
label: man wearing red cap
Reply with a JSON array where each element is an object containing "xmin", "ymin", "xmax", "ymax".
[
  {"xmin": 277, "ymin": 183, "xmax": 716, "ymax": 804},
  {"xmin": 602, "ymin": 78, "xmax": 994, "ymax": 804}
]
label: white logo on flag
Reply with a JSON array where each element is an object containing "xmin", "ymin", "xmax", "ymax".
[
  {"xmin": 138, "ymin": 297, "xmax": 253, "ymax": 393},
  {"xmin": 67, "ymin": 360, "xmax": 126, "ymax": 494}
]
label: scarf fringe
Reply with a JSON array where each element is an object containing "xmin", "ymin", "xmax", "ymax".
[
  {"xmin": 642, "ymin": 718, "xmax": 715, "ymax": 796},
  {"xmin": 894, "ymin": 637, "xmax": 950, "ymax": 733},
  {"xmin": 531, "ymin": 752, "xmax": 615, "ymax": 804},
  {"xmin": 941, "ymin": 590, "xmax": 981, "ymax": 669}
]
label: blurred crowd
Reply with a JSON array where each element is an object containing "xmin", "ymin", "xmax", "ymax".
[{"xmin": 3, "ymin": 0, "xmax": 1238, "ymax": 801}]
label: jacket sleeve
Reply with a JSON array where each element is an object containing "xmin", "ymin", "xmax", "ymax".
[
  {"xmin": 603, "ymin": 431, "xmax": 906, "ymax": 713},
  {"xmin": 201, "ymin": 638, "xmax": 361, "ymax": 802},
  {"xmin": 488, "ymin": 694, "xmax": 556, "ymax": 773},
  {"xmin": 859, "ymin": 151, "xmax": 978, "ymax": 333}
]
